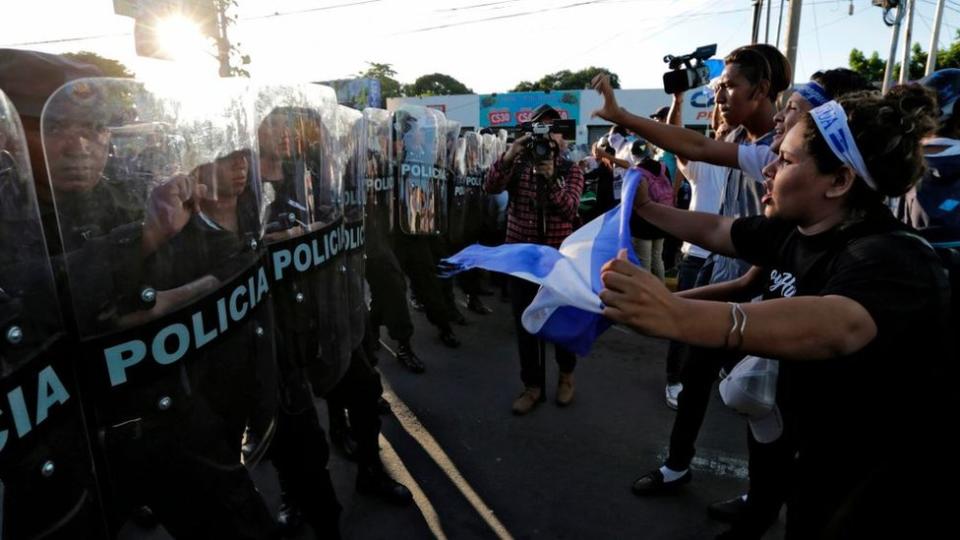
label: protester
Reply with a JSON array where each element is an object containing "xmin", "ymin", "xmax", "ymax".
[
  {"xmin": 600, "ymin": 90, "xmax": 950, "ymax": 538},
  {"xmin": 660, "ymin": 96, "xmax": 732, "ymax": 411},
  {"xmin": 594, "ymin": 44, "xmax": 790, "ymax": 500}
]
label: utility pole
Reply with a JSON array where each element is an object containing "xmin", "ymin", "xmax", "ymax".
[
  {"xmin": 782, "ymin": 0, "xmax": 803, "ymax": 90},
  {"xmin": 752, "ymin": 0, "xmax": 763, "ymax": 44},
  {"xmin": 927, "ymin": 0, "xmax": 946, "ymax": 76},
  {"xmin": 898, "ymin": 0, "xmax": 916, "ymax": 84},
  {"xmin": 776, "ymin": 0, "xmax": 786, "ymax": 47},
  {"xmin": 882, "ymin": 1, "xmax": 905, "ymax": 93},
  {"xmin": 765, "ymin": 0, "xmax": 773, "ymax": 43},
  {"xmin": 215, "ymin": 0, "xmax": 232, "ymax": 77}
]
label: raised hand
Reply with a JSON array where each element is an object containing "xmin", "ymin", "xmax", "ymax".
[{"xmin": 590, "ymin": 73, "xmax": 624, "ymax": 123}]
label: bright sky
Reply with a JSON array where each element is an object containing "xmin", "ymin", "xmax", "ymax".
[{"xmin": 5, "ymin": 0, "xmax": 960, "ymax": 93}]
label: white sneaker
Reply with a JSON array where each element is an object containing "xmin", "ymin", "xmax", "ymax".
[{"xmin": 665, "ymin": 383, "xmax": 683, "ymax": 410}]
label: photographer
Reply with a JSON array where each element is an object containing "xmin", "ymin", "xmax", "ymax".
[{"xmin": 484, "ymin": 104, "xmax": 584, "ymax": 415}]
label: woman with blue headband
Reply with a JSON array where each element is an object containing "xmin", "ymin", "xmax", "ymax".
[{"xmin": 601, "ymin": 91, "xmax": 952, "ymax": 538}]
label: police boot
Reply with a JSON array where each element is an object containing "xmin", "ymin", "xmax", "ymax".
[
  {"xmin": 466, "ymin": 294, "xmax": 493, "ymax": 315},
  {"xmin": 328, "ymin": 407, "xmax": 359, "ymax": 461},
  {"xmin": 276, "ymin": 497, "xmax": 303, "ymax": 535},
  {"xmin": 396, "ymin": 340, "xmax": 426, "ymax": 373},
  {"xmin": 130, "ymin": 506, "xmax": 158, "ymax": 529},
  {"xmin": 241, "ymin": 426, "xmax": 264, "ymax": 465},
  {"xmin": 451, "ymin": 307, "xmax": 468, "ymax": 326},
  {"xmin": 438, "ymin": 326, "xmax": 461, "ymax": 348},
  {"xmin": 356, "ymin": 464, "xmax": 413, "ymax": 507}
]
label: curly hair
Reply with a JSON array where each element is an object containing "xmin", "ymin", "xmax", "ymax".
[{"xmin": 802, "ymin": 89, "xmax": 938, "ymax": 209}]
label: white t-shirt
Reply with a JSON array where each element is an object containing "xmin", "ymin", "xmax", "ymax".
[
  {"xmin": 737, "ymin": 144, "xmax": 777, "ymax": 185},
  {"xmin": 611, "ymin": 139, "xmax": 639, "ymax": 200},
  {"xmin": 677, "ymin": 158, "xmax": 727, "ymax": 259}
]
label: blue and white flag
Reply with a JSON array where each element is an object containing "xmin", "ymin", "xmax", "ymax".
[{"xmin": 441, "ymin": 168, "xmax": 645, "ymax": 356}]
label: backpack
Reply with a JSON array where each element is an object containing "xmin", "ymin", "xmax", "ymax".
[{"xmin": 637, "ymin": 158, "xmax": 674, "ymax": 207}]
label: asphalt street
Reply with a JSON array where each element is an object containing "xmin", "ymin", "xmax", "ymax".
[
  {"xmin": 332, "ymin": 288, "xmax": 785, "ymax": 540},
  {"xmin": 122, "ymin": 286, "xmax": 785, "ymax": 539}
]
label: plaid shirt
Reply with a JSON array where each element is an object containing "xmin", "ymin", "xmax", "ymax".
[{"xmin": 484, "ymin": 153, "xmax": 584, "ymax": 248}]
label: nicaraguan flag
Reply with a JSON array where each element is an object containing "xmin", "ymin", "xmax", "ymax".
[{"xmin": 441, "ymin": 168, "xmax": 644, "ymax": 356}]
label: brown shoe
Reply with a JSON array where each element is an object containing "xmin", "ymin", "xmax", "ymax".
[
  {"xmin": 556, "ymin": 373, "xmax": 575, "ymax": 406},
  {"xmin": 511, "ymin": 387, "xmax": 544, "ymax": 415}
]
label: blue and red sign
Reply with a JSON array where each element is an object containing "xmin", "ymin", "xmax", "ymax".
[{"xmin": 479, "ymin": 91, "xmax": 580, "ymax": 128}]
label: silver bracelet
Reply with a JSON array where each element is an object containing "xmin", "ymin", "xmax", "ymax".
[{"xmin": 727, "ymin": 302, "xmax": 748, "ymax": 349}]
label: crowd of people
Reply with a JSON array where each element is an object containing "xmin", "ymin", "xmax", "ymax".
[{"xmin": 0, "ymin": 36, "xmax": 957, "ymax": 540}]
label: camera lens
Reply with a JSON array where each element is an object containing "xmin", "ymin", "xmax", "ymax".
[{"xmin": 532, "ymin": 140, "xmax": 551, "ymax": 160}]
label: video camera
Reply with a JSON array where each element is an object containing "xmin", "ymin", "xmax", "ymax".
[
  {"xmin": 662, "ymin": 44, "xmax": 717, "ymax": 94},
  {"xmin": 515, "ymin": 118, "xmax": 576, "ymax": 161}
]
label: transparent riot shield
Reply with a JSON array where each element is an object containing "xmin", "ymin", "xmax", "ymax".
[
  {"xmin": 394, "ymin": 105, "xmax": 447, "ymax": 235},
  {"xmin": 362, "ymin": 108, "xmax": 394, "ymax": 258},
  {"xmin": 337, "ymin": 105, "xmax": 366, "ymax": 352},
  {"xmin": 480, "ymin": 132, "xmax": 497, "ymax": 177},
  {"xmin": 495, "ymin": 131, "xmax": 508, "ymax": 162},
  {"xmin": 0, "ymin": 89, "xmax": 108, "ymax": 539},
  {"xmin": 41, "ymin": 77, "xmax": 278, "ymax": 538},
  {"xmin": 255, "ymin": 83, "xmax": 351, "ymax": 398},
  {"xmin": 444, "ymin": 120, "xmax": 464, "ymax": 245},
  {"xmin": 449, "ymin": 134, "xmax": 469, "ymax": 247},
  {"xmin": 458, "ymin": 131, "xmax": 486, "ymax": 247},
  {"xmin": 497, "ymin": 128, "xmax": 508, "ymax": 148}
]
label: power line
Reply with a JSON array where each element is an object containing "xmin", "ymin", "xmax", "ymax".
[
  {"xmin": 0, "ymin": 0, "xmax": 385, "ymax": 47},
  {"xmin": 800, "ymin": 0, "xmax": 870, "ymax": 36},
  {"xmin": 812, "ymin": 0, "xmax": 825, "ymax": 67},
  {"xmin": 1, "ymin": 0, "xmax": 903, "ymax": 49},
  {"xmin": 0, "ymin": 31, "xmax": 131, "ymax": 47},
  {"xmin": 243, "ymin": 0, "xmax": 384, "ymax": 21},
  {"xmin": 390, "ymin": 0, "xmax": 623, "ymax": 36},
  {"xmin": 436, "ymin": 0, "xmax": 530, "ymax": 12}
]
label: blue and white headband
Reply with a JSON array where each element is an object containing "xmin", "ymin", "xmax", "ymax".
[
  {"xmin": 809, "ymin": 100, "xmax": 877, "ymax": 191},
  {"xmin": 794, "ymin": 81, "xmax": 831, "ymax": 108}
]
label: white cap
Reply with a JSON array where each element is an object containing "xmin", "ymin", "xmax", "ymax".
[{"xmin": 719, "ymin": 356, "xmax": 782, "ymax": 443}]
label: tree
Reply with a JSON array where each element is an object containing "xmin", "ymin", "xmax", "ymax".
[
  {"xmin": 510, "ymin": 67, "xmax": 620, "ymax": 92},
  {"xmin": 850, "ymin": 31, "xmax": 960, "ymax": 85},
  {"xmin": 61, "ymin": 51, "xmax": 134, "ymax": 78},
  {"xmin": 358, "ymin": 62, "xmax": 403, "ymax": 99},
  {"xmin": 934, "ymin": 29, "xmax": 960, "ymax": 70},
  {"xmin": 908, "ymin": 42, "xmax": 928, "ymax": 81},
  {"xmin": 216, "ymin": 0, "xmax": 251, "ymax": 77},
  {"xmin": 403, "ymin": 73, "xmax": 473, "ymax": 96}
]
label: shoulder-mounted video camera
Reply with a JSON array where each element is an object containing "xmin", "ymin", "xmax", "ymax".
[
  {"xmin": 662, "ymin": 44, "xmax": 717, "ymax": 94},
  {"xmin": 515, "ymin": 118, "xmax": 576, "ymax": 161}
]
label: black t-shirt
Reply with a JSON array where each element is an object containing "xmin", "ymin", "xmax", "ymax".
[{"xmin": 730, "ymin": 209, "xmax": 952, "ymax": 466}]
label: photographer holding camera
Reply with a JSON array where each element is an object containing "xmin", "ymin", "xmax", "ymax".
[{"xmin": 484, "ymin": 104, "xmax": 584, "ymax": 415}]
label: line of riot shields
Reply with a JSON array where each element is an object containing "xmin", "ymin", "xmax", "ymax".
[{"xmin": 0, "ymin": 75, "xmax": 504, "ymax": 538}]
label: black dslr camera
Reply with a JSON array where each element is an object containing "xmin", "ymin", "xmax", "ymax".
[
  {"xmin": 662, "ymin": 44, "xmax": 717, "ymax": 94},
  {"xmin": 516, "ymin": 118, "xmax": 576, "ymax": 161}
]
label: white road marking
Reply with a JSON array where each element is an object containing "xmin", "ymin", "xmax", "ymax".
[
  {"xmin": 378, "ymin": 434, "xmax": 448, "ymax": 540},
  {"xmin": 379, "ymin": 340, "xmax": 514, "ymax": 540}
]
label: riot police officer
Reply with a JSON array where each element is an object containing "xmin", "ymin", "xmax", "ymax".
[
  {"xmin": 257, "ymin": 100, "xmax": 343, "ymax": 537},
  {"xmin": 0, "ymin": 75, "xmax": 109, "ymax": 540},
  {"xmin": 363, "ymin": 108, "xmax": 426, "ymax": 373},
  {"xmin": 2, "ymin": 50, "xmax": 278, "ymax": 538},
  {"xmin": 392, "ymin": 106, "xmax": 461, "ymax": 351}
]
